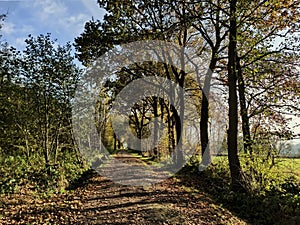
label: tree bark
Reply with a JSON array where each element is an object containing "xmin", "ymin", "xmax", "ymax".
[
  {"xmin": 153, "ymin": 96, "xmax": 159, "ymax": 159},
  {"xmin": 200, "ymin": 56, "xmax": 218, "ymax": 166},
  {"xmin": 227, "ymin": 0, "xmax": 245, "ymax": 192},
  {"xmin": 199, "ymin": 0, "xmax": 222, "ymax": 167},
  {"xmin": 237, "ymin": 57, "xmax": 252, "ymax": 154}
]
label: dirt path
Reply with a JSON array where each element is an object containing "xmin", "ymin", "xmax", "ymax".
[{"xmin": 0, "ymin": 156, "xmax": 246, "ymax": 224}]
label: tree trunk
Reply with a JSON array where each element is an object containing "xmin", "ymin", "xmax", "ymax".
[
  {"xmin": 175, "ymin": 68, "xmax": 185, "ymax": 165},
  {"xmin": 200, "ymin": 56, "xmax": 217, "ymax": 166},
  {"xmin": 43, "ymin": 92, "xmax": 50, "ymax": 175},
  {"xmin": 173, "ymin": 102, "xmax": 183, "ymax": 164},
  {"xmin": 153, "ymin": 96, "xmax": 159, "ymax": 159},
  {"xmin": 160, "ymin": 98, "xmax": 166, "ymax": 156},
  {"xmin": 227, "ymin": 0, "xmax": 245, "ymax": 192},
  {"xmin": 113, "ymin": 132, "xmax": 117, "ymax": 152},
  {"xmin": 237, "ymin": 57, "xmax": 252, "ymax": 154}
]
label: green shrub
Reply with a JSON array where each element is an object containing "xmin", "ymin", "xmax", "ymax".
[{"xmin": 0, "ymin": 151, "xmax": 87, "ymax": 194}]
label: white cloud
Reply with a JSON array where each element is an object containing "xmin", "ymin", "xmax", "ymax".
[
  {"xmin": 2, "ymin": 21, "xmax": 15, "ymax": 35},
  {"xmin": 1, "ymin": 0, "xmax": 105, "ymax": 49},
  {"xmin": 15, "ymin": 37, "xmax": 26, "ymax": 48},
  {"xmin": 27, "ymin": 0, "xmax": 68, "ymax": 22},
  {"xmin": 57, "ymin": 13, "xmax": 91, "ymax": 41},
  {"xmin": 19, "ymin": 25, "xmax": 34, "ymax": 34},
  {"xmin": 81, "ymin": 0, "xmax": 105, "ymax": 19},
  {"xmin": 65, "ymin": 13, "xmax": 88, "ymax": 25}
]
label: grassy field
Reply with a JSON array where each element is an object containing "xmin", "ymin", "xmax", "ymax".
[
  {"xmin": 212, "ymin": 155, "xmax": 300, "ymax": 182},
  {"xmin": 275, "ymin": 158, "xmax": 300, "ymax": 181}
]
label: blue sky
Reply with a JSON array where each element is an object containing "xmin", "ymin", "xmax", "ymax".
[{"xmin": 0, "ymin": 0, "xmax": 105, "ymax": 50}]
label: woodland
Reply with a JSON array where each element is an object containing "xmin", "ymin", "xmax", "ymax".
[{"xmin": 0, "ymin": 0, "xmax": 299, "ymax": 224}]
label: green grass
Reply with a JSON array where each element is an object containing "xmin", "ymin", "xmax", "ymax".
[
  {"xmin": 191, "ymin": 155, "xmax": 300, "ymax": 225},
  {"xmin": 0, "ymin": 152, "xmax": 87, "ymax": 194},
  {"xmin": 212, "ymin": 155, "xmax": 300, "ymax": 181},
  {"xmin": 274, "ymin": 158, "xmax": 300, "ymax": 181}
]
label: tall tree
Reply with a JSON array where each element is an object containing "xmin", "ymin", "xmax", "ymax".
[
  {"xmin": 227, "ymin": 0, "xmax": 245, "ymax": 191},
  {"xmin": 0, "ymin": 16, "xmax": 25, "ymax": 154},
  {"xmin": 235, "ymin": 0, "xmax": 300, "ymax": 154},
  {"xmin": 21, "ymin": 34, "xmax": 80, "ymax": 171}
]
